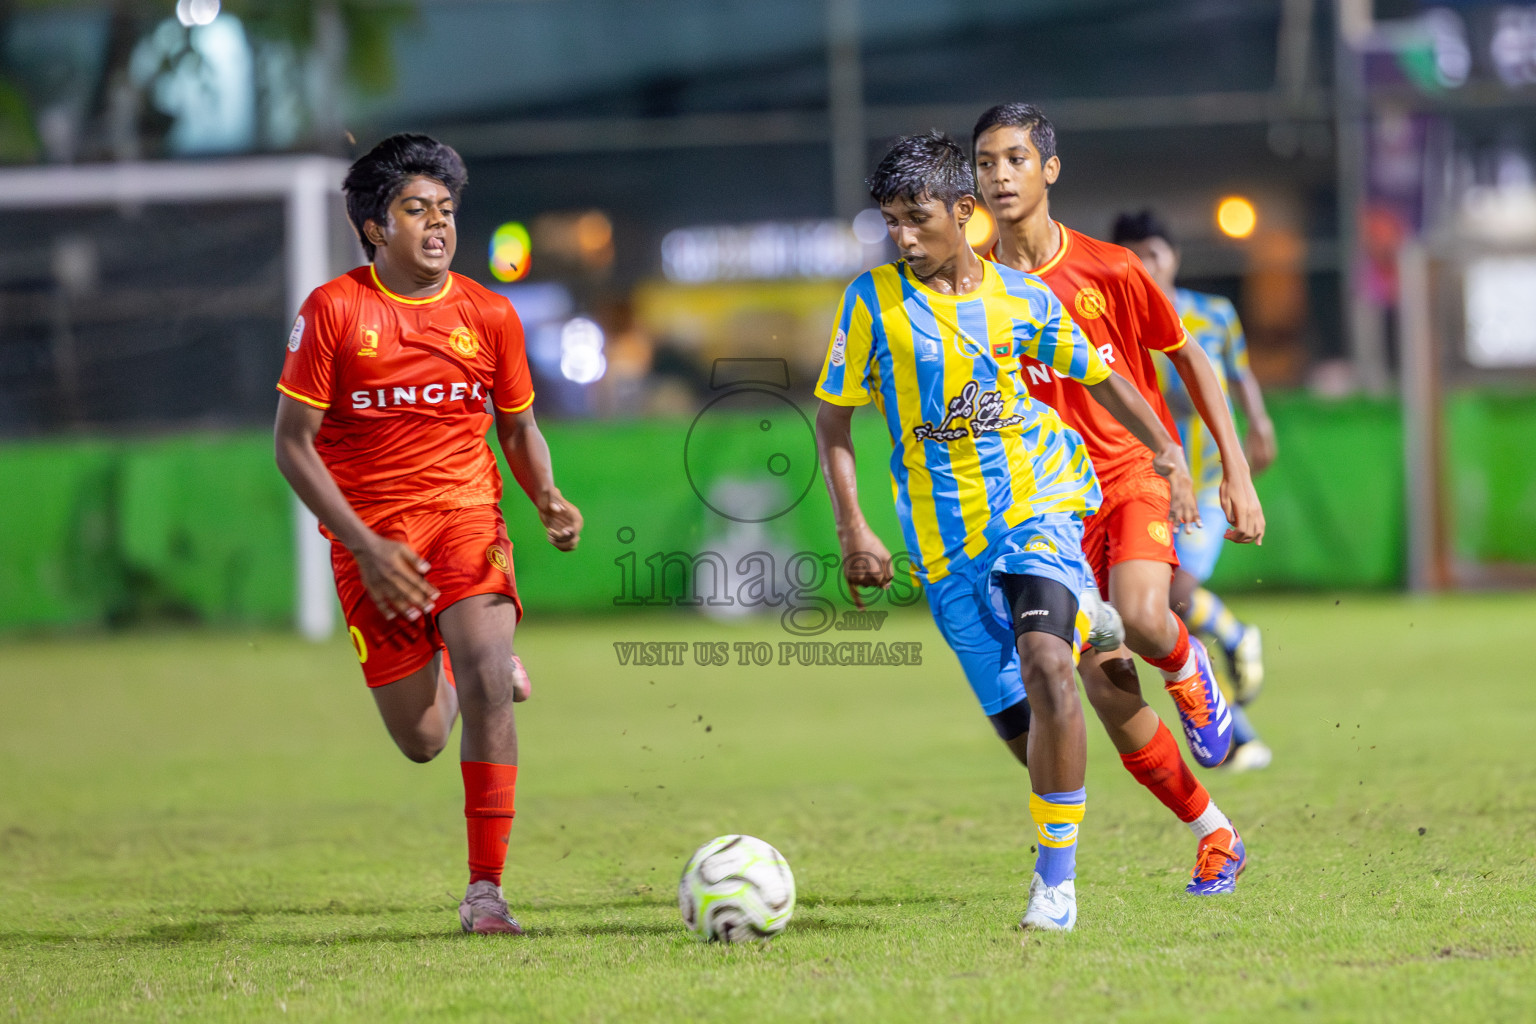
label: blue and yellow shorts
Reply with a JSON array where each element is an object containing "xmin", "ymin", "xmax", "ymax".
[{"xmin": 924, "ymin": 512, "xmax": 1094, "ymax": 715}]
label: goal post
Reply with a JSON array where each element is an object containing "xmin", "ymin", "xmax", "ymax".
[
  {"xmin": 1397, "ymin": 235, "xmax": 1536, "ymax": 592},
  {"xmin": 0, "ymin": 155, "xmax": 357, "ymax": 639}
]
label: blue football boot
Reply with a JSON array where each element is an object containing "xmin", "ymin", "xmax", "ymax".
[
  {"xmin": 1186, "ymin": 826, "xmax": 1247, "ymax": 895},
  {"xmin": 1163, "ymin": 636, "xmax": 1234, "ymax": 768}
]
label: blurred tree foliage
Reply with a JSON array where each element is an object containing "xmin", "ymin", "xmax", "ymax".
[{"xmin": 2, "ymin": 0, "xmax": 415, "ymax": 161}]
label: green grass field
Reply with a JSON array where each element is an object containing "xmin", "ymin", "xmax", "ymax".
[{"xmin": 3, "ymin": 594, "xmax": 1534, "ymax": 1022}]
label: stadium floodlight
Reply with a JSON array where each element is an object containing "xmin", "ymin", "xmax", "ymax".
[
  {"xmin": 1216, "ymin": 196, "xmax": 1257, "ymax": 239},
  {"xmin": 176, "ymin": 0, "xmax": 221, "ymax": 28},
  {"xmin": 0, "ymin": 156, "xmax": 357, "ymax": 640}
]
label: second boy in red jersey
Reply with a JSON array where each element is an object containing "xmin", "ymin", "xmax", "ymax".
[
  {"xmin": 275, "ymin": 134, "xmax": 583, "ymax": 933},
  {"xmin": 973, "ymin": 103, "xmax": 1264, "ymax": 894}
]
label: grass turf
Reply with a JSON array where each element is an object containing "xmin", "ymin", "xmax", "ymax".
[{"xmin": 2, "ymin": 594, "xmax": 1534, "ymax": 1022}]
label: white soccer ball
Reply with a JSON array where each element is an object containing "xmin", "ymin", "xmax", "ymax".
[{"xmin": 678, "ymin": 834, "xmax": 795, "ymax": 942}]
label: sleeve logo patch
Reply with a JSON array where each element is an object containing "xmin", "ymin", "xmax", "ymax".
[
  {"xmin": 830, "ymin": 329, "xmax": 847, "ymax": 366},
  {"xmin": 287, "ymin": 315, "xmax": 305, "ymax": 352},
  {"xmin": 1074, "ymin": 286, "xmax": 1107, "ymax": 320}
]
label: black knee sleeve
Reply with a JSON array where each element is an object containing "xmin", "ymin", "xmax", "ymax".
[
  {"xmin": 998, "ymin": 573, "xmax": 1079, "ymax": 647},
  {"xmin": 988, "ymin": 697, "xmax": 1031, "ymax": 741}
]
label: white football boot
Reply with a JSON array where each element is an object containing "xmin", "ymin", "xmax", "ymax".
[
  {"xmin": 1021, "ymin": 872, "xmax": 1077, "ymax": 932},
  {"xmin": 1079, "ymin": 589, "xmax": 1125, "ymax": 653},
  {"xmin": 1224, "ymin": 740, "xmax": 1273, "ymax": 772},
  {"xmin": 1231, "ymin": 625, "xmax": 1264, "ymax": 705}
]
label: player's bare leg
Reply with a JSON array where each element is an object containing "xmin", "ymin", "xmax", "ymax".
[
  {"xmin": 1013, "ymin": 629, "xmax": 1087, "ymax": 931},
  {"xmin": 370, "ymin": 654, "xmax": 458, "ymax": 764},
  {"xmin": 1079, "ymin": 648, "xmax": 1247, "ymax": 893},
  {"xmin": 437, "ymin": 593, "xmax": 525, "ymax": 935},
  {"xmin": 1108, "ymin": 559, "xmax": 1180, "ymax": 658},
  {"xmin": 439, "ymin": 593, "xmax": 520, "ymax": 763},
  {"xmin": 1110, "ymin": 559, "xmax": 1232, "ymax": 767},
  {"xmin": 1169, "ymin": 565, "xmax": 1198, "ymax": 621},
  {"xmin": 1077, "ymin": 649, "xmax": 1158, "ymax": 754},
  {"xmin": 1015, "ymin": 632, "xmax": 1086, "ymax": 790}
]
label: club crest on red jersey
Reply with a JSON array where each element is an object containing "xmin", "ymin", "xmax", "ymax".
[
  {"xmin": 450, "ymin": 327, "xmax": 480, "ymax": 359},
  {"xmin": 358, "ymin": 326, "xmax": 380, "ymax": 358},
  {"xmin": 1074, "ymin": 286, "xmax": 1108, "ymax": 320}
]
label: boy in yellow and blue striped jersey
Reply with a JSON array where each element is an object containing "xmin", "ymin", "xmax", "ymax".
[
  {"xmin": 1114, "ymin": 210, "xmax": 1278, "ymax": 771},
  {"xmin": 816, "ymin": 133, "xmax": 1198, "ymax": 931}
]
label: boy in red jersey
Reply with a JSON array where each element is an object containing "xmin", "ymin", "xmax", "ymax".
[
  {"xmin": 274, "ymin": 134, "xmax": 583, "ymax": 933},
  {"xmin": 973, "ymin": 104, "xmax": 1264, "ymax": 894}
]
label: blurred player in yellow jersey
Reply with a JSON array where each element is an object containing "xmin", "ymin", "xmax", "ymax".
[{"xmin": 1113, "ymin": 210, "xmax": 1276, "ymax": 772}]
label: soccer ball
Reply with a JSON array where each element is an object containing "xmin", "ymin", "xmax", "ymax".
[{"xmin": 677, "ymin": 834, "xmax": 795, "ymax": 942}]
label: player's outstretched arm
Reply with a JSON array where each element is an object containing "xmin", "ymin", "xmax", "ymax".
[
  {"xmin": 1083, "ymin": 374, "xmax": 1199, "ymax": 530},
  {"xmin": 814, "ymin": 401, "xmax": 892, "ymax": 609},
  {"xmin": 273, "ymin": 396, "xmax": 439, "ymax": 620},
  {"xmin": 494, "ymin": 407, "xmax": 582, "ymax": 551},
  {"xmin": 1164, "ymin": 343, "xmax": 1265, "ymax": 544},
  {"xmin": 1232, "ymin": 367, "xmax": 1278, "ymax": 475}
]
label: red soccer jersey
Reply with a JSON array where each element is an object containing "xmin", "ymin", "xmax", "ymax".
[
  {"xmin": 1005, "ymin": 222, "xmax": 1187, "ymax": 487},
  {"xmin": 277, "ymin": 265, "xmax": 534, "ymax": 532}
]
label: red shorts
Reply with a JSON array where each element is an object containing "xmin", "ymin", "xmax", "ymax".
[
  {"xmin": 1081, "ymin": 466, "xmax": 1179, "ymax": 595},
  {"xmin": 333, "ymin": 504, "xmax": 522, "ymax": 687}
]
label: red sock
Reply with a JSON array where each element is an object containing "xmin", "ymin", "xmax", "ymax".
[
  {"xmin": 1143, "ymin": 616, "xmax": 1192, "ymax": 675},
  {"xmin": 1119, "ymin": 721, "xmax": 1209, "ymax": 822},
  {"xmin": 462, "ymin": 761, "xmax": 517, "ymax": 886}
]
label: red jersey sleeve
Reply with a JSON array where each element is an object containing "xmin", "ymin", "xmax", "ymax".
[
  {"xmin": 277, "ymin": 288, "xmax": 345, "ymax": 410},
  {"xmin": 1126, "ymin": 254, "xmax": 1189, "ymax": 354},
  {"xmin": 490, "ymin": 301, "xmax": 535, "ymax": 414}
]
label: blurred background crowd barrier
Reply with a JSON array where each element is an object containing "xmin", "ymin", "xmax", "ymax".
[{"xmin": 2, "ymin": 0, "xmax": 1535, "ymax": 633}]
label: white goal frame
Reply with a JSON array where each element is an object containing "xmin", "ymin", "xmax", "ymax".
[{"xmin": 0, "ymin": 156, "xmax": 355, "ymax": 640}]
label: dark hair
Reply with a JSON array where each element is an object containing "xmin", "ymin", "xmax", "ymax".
[
  {"xmin": 866, "ymin": 130, "xmax": 975, "ymax": 210},
  {"xmin": 1111, "ymin": 209, "xmax": 1176, "ymax": 249},
  {"xmin": 343, "ymin": 133, "xmax": 468, "ymax": 261},
  {"xmin": 971, "ymin": 102, "xmax": 1057, "ymax": 164}
]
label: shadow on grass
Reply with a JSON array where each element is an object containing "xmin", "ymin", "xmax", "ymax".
[
  {"xmin": 1, "ymin": 914, "xmax": 880, "ymax": 949},
  {"xmin": 0, "ymin": 890, "xmax": 913, "ymax": 950},
  {"xmin": 797, "ymin": 892, "xmax": 962, "ymax": 909}
]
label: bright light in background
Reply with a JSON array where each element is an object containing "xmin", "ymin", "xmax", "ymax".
[
  {"xmin": 489, "ymin": 221, "xmax": 531, "ymax": 282},
  {"xmin": 1216, "ymin": 196, "xmax": 1257, "ymax": 239},
  {"xmin": 559, "ymin": 317, "xmax": 606, "ymax": 384},
  {"xmin": 965, "ymin": 204, "xmax": 997, "ymax": 254},
  {"xmin": 175, "ymin": 0, "xmax": 220, "ymax": 27},
  {"xmin": 574, "ymin": 211, "xmax": 612, "ymax": 258},
  {"xmin": 662, "ymin": 219, "xmax": 867, "ymax": 282},
  {"xmin": 1423, "ymin": 8, "xmax": 1471, "ymax": 88},
  {"xmin": 851, "ymin": 208, "xmax": 887, "ymax": 245},
  {"xmin": 135, "ymin": 9, "xmax": 253, "ymax": 153},
  {"xmin": 1491, "ymin": 7, "xmax": 1536, "ymax": 87}
]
